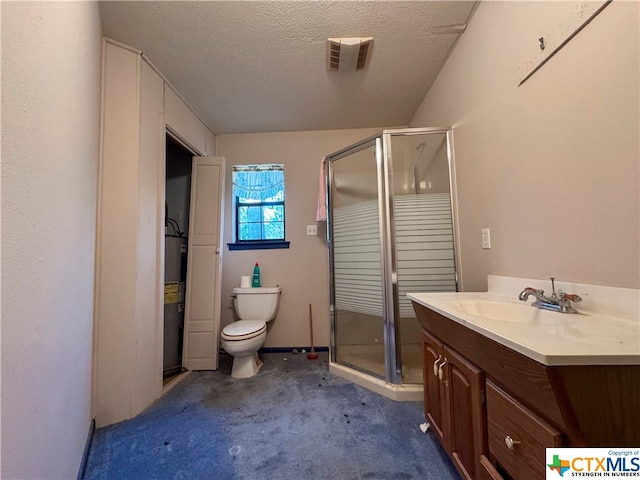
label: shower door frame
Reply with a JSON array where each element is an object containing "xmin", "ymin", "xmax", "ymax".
[
  {"xmin": 327, "ymin": 133, "xmax": 382, "ymax": 378},
  {"xmin": 327, "ymin": 127, "xmax": 460, "ymax": 386}
]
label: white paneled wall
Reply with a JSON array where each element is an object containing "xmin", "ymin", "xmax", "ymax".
[
  {"xmin": 96, "ymin": 39, "xmax": 217, "ymax": 427},
  {"xmin": 333, "ymin": 193, "xmax": 455, "ymax": 319}
]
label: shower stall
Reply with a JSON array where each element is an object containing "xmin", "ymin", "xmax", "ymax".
[{"xmin": 326, "ymin": 127, "xmax": 459, "ymax": 399}]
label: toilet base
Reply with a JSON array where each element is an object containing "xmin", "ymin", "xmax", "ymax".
[{"xmin": 231, "ymin": 352, "xmax": 263, "ymax": 378}]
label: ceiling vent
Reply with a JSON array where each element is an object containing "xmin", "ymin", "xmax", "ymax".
[{"xmin": 326, "ymin": 37, "xmax": 373, "ymax": 71}]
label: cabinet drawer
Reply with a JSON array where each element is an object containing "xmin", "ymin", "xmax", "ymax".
[
  {"xmin": 487, "ymin": 381, "xmax": 562, "ymax": 480},
  {"xmin": 478, "ymin": 455, "xmax": 504, "ymax": 480}
]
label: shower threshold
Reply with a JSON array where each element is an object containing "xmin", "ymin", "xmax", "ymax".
[{"xmin": 329, "ymin": 360, "xmax": 423, "ymax": 402}]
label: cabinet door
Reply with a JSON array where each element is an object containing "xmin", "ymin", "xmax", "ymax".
[
  {"xmin": 446, "ymin": 345, "xmax": 486, "ymax": 480},
  {"xmin": 422, "ymin": 331, "xmax": 447, "ymax": 445}
]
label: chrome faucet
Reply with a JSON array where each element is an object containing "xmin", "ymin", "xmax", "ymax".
[{"xmin": 518, "ymin": 277, "xmax": 582, "ymax": 314}]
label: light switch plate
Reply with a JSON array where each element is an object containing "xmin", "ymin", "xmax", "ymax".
[
  {"xmin": 481, "ymin": 228, "xmax": 491, "ymax": 249},
  {"xmin": 307, "ymin": 224, "xmax": 318, "ymax": 236}
]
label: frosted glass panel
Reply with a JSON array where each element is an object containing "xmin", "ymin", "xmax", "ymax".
[
  {"xmin": 331, "ymin": 143, "xmax": 385, "ymax": 379},
  {"xmin": 389, "ymin": 133, "xmax": 456, "ymax": 384}
]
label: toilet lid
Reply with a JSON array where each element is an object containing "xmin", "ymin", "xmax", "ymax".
[{"xmin": 221, "ymin": 320, "xmax": 266, "ymax": 341}]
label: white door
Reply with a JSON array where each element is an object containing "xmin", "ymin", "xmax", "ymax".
[{"xmin": 183, "ymin": 156, "xmax": 225, "ymax": 370}]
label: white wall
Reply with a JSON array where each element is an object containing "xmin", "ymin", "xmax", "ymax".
[
  {"xmin": 411, "ymin": 1, "xmax": 639, "ymax": 291},
  {"xmin": 1, "ymin": 2, "xmax": 102, "ymax": 479},
  {"xmin": 218, "ymin": 128, "xmax": 382, "ymax": 348}
]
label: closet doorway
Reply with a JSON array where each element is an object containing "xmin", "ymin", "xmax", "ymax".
[{"xmin": 163, "ymin": 135, "xmax": 193, "ymax": 382}]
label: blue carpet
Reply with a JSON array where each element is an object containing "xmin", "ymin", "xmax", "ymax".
[{"xmin": 84, "ymin": 352, "xmax": 460, "ymax": 480}]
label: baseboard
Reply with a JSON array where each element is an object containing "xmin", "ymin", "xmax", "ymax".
[
  {"xmin": 77, "ymin": 418, "xmax": 95, "ymax": 480},
  {"xmin": 259, "ymin": 346, "xmax": 329, "ymax": 353}
]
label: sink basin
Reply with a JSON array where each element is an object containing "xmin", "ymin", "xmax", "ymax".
[{"xmin": 451, "ymin": 300, "xmax": 575, "ymax": 325}]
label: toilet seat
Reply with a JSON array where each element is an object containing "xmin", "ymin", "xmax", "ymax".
[{"xmin": 221, "ymin": 320, "xmax": 266, "ymax": 341}]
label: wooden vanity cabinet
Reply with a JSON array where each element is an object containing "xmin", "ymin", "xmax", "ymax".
[
  {"xmin": 423, "ymin": 330, "xmax": 486, "ymax": 480},
  {"xmin": 414, "ymin": 302, "xmax": 640, "ymax": 480}
]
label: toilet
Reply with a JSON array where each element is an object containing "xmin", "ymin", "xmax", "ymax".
[{"xmin": 221, "ymin": 286, "xmax": 281, "ymax": 378}]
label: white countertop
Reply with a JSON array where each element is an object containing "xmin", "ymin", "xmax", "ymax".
[{"xmin": 407, "ymin": 276, "xmax": 640, "ymax": 366}]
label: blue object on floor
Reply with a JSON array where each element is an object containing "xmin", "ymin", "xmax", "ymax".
[{"xmin": 84, "ymin": 352, "xmax": 460, "ymax": 480}]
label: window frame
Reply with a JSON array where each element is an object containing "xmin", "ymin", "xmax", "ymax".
[{"xmin": 228, "ymin": 164, "xmax": 290, "ymax": 251}]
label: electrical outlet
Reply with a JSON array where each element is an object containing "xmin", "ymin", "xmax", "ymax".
[
  {"xmin": 481, "ymin": 228, "xmax": 491, "ymax": 249},
  {"xmin": 306, "ymin": 224, "xmax": 318, "ymax": 236}
]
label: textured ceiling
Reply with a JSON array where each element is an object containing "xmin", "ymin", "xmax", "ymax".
[{"xmin": 99, "ymin": 1, "xmax": 478, "ymax": 134}]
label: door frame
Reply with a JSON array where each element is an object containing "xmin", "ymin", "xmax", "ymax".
[{"xmin": 158, "ymin": 130, "xmax": 204, "ymax": 386}]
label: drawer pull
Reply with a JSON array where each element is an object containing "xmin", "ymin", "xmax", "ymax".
[
  {"xmin": 433, "ymin": 355, "xmax": 442, "ymax": 376},
  {"xmin": 438, "ymin": 358, "xmax": 448, "ymax": 380},
  {"xmin": 504, "ymin": 436, "xmax": 521, "ymax": 450}
]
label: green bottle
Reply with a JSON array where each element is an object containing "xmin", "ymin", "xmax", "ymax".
[{"xmin": 252, "ymin": 262, "xmax": 261, "ymax": 287}]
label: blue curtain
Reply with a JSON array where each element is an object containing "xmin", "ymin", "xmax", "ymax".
[{"xmin": 232, "ymin": 164, "xmax": 285, "ymax": 200}]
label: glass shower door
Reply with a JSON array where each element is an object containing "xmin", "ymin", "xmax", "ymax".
[
  {"xmin": 329, "ymin": 140, "xmax": 386, "ymax": 379},
  {"xmin": 387, "ymin": 130, "xmax": 457, "ymax": 384}
]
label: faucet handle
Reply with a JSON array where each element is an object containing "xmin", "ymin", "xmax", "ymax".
[{"xmin": 560, "ymin": 293, "xmax": 582, "ymax": 303}]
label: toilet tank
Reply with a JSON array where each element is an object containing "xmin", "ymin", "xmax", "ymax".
[{"xmin": 232, "ymin": 286, "xmax": 282, "ymax": 321}]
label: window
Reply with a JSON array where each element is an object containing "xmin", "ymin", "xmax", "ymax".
[{"xmin": 229, "ymin": 164, "xmax": 289, "ymax": 250}]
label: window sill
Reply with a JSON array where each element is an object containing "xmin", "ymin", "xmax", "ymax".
[{"xmin": 227, "ymin": 241, "xmax": 290, "ymax": 251}]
